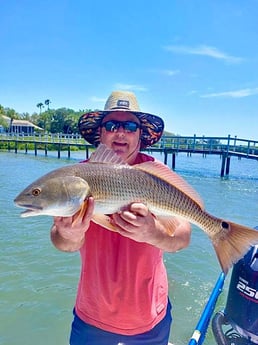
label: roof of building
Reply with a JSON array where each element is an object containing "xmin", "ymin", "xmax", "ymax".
[{"xmin": 1, "ymin": 115, "xmax": 43, "ymax": 130}]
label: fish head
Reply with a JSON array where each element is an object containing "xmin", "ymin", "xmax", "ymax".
[{"xmin": 14, "ymin": 175, "xmax": 91, "ymax": 217}]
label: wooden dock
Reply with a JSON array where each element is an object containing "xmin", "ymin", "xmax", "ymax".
[{"xmin": 1, "ymin": 134, "xmax": 257, "ymax": 177}]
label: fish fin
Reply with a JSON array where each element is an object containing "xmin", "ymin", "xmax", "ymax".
[
  {"xmin": 72, "ymin": 202, "xmax": 118, "ymax": 230},
  {"xmin": 135, "ymin": 161, "xmax": 204, "ymax": 209},
  {"xmin": 156, "ymin": 216, "xmax": 178, "ymax": 236},
  {"xmin": 212, "ymin": 221, "xmax": 258, "ymax": 274},
  {"xmin": 72, "ymin": 199, "xmax": 89, "ymax": 226},
  {"xmin": 92, "ymin": 214, "xmax": 118, "ymax": 232},
  {"xmin": 89, "ymin": 144, "xmax": 126, "ymax": 165}
]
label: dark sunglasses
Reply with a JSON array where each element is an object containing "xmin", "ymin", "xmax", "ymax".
[{"xmin": 101, "ymin": 120, "xmax": 141, "ymax": 133}]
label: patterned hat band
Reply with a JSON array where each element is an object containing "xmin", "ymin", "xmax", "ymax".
[{"xmin": 78, "ymin": 91, "xmax": 164, "ymax": 149}]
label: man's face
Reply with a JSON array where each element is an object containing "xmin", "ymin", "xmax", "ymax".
[{"xmin": 99, "ymin": 111, "xmax": 141, "ymax": 164}]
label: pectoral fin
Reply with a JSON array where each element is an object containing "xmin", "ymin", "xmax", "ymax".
[
  {"xmin": 156, "ymin": 216, "xmax": 180, "ymax": 236},
  {"xmin": 92, "ymin": 214, "xmax": 118, "ymax": 232},
  {"xmin": 72, "ymin": 199, "xmax": 89, "ymax": 225}
]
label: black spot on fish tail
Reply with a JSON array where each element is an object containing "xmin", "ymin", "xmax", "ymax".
[{"xmin": 221, "ymin": 221, "xmax": 229, "ymax": 229}]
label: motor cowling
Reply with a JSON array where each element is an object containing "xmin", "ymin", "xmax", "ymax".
[{"xmin": 224, "ymin": 242, "xmax": 258, "ymax": 343}]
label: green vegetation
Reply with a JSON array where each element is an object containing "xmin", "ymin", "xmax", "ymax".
[
  {"xmin": 0, "ymin": 101, "xmax": 176, "ymax": 136},
  {"xmin": 0, "ymin": 101, "xmax": 93, "ymax": 134}
]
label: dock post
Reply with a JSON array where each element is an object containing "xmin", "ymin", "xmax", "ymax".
[
  {"xmin": 68, "ymin": 145, "xmax": 71, "ymax": 159},
  {"xmin": 44, "ymin": 144, "xmax": 47, "ymax": 156},
  {"xmin": 172, "ymin": 153, "xmax": 176, "ymax": 170},
  {"xmin": 15, "ymin": 141, "xmax": 18, "ymax": 154},
  {"xmin": 164, "ymin": 149, "xmax": 168, "ymax": 165},
  {"xmin": 225, "ymin": 156, "xmax": 231, "ymax": 176},
  {"xmin": 220, "ymin": 153, "xmax": 226, "ymax": 177},
  {"xmin": 34, "ymin": 142, "xmax": 37, "ymax": 156},
  {"xmin": 58, "ymin": 143, "xmax": 61, "ymax": 158}
]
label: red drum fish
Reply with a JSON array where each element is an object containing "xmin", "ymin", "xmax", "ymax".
[{"xmin": 14, "ymin": 144, "xmax": 258, "ymax": 273}]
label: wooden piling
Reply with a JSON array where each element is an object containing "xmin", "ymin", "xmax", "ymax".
[
  {"xmin": 225, "ymin": 156, "xmax": 231, "ymax": 176},
  {"xmin": 58, "ymin": 143, "xmax": 61, "ymax": 158},
  {"xmin": 220, "ymin": 153, "xmax": 226, "ymax": 177},
  {"xmin": 86, "ymin": 147, "xmax": 90, "ymax": 159},
  {"xmin": 164, "ymin": 150, "xmax": 168, "ymax": 165},
  {"xmin": 172, "ymin": 153, "xmax": 176, "ymax": 170}
]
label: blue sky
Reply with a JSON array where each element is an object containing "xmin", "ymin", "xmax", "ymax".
[{"xmin": 1, "ymin": 0, "xmax": 258, "ymax": 140}]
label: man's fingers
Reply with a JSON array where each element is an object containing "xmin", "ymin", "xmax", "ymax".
[{"xmin": 129, "ymin": 202, "xmax": 149, "ymax": 217}]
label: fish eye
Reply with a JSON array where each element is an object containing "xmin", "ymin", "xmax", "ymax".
[{"xmin": 32, "ymin": 188, "xmax": 41, "ymax": 196}]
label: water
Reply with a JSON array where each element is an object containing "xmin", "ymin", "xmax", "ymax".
[{"xmin": 0, "ymin": 150, "xmax": 257, "ymax": 345}]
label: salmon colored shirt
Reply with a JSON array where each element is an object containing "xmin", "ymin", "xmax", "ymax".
[{"xmin": 75, "ymin": 153, "xmax": 168, "ymax": 335}]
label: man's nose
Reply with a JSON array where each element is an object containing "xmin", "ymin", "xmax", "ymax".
[{"xmin": 116, "ymin": 125, "xmax": 126, "ymax": 133}]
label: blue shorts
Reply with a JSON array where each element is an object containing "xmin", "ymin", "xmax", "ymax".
[{"xmin": 69, "ymin": 299, "xmax": 172, "ymax": 345}]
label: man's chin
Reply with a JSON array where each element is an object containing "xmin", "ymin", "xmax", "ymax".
[{"xmin": 113, "ymin": 149, "xmax": 127, "ymax": 157}]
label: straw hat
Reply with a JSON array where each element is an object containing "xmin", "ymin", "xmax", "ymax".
[{"xmin": 78, "ymin": 91, "xmax": 164, "ymax": 149}]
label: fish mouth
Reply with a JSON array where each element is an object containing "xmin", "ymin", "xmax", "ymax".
[
  {"xmin": 14, "ymin": 202, "xmax": 42, "ymax": 209},
  {"xmin": 14, "ymin": 203, "xmax": 43, "ymax": 217}
]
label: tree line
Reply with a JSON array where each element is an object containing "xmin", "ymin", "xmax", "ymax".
[
  {"xmin": 0, "ymin": 104, "xmax": 224, "ymax": 149},
  {"xmin": 0, "ymin": 102, "xmax": 92, "ymax": 134}
]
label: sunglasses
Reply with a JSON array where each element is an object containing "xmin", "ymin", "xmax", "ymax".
[{"xmin": 101, "ymin": 120, "xmax": 141, "ymax": 133}]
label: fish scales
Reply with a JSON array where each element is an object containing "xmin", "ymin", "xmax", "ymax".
[{"xmin": 75, "ymin": 162, "xmax": 201, "ymax": 222}]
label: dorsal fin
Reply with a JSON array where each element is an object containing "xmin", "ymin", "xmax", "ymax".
[
  {"xmin": 135, "ymin": 161, "xmax": 204, "ymax": 209},
  {"xmin": 89, "ymin": 144, "xmax": 126, "ymax": 165}
]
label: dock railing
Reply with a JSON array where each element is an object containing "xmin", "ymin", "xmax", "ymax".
[
  {"xmin": 1, "ymin": 133, "xmax": 257, "ymax": 176},
  {"xmin": 159, "ymin": 134, "xmax": 258, "ymax": 157},
  {"xmin": 1, "ymin": 133, "xmax": 257, "ymax": 155}
]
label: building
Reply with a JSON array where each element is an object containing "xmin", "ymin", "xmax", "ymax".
[{"xmin": 1, "ymin": 116, "xmax": 43, "ymax": 135}]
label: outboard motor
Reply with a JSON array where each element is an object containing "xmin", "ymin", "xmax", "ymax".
[{"xmin": 212, "ymin": 226, "xmax": 258, "ymax": 345}]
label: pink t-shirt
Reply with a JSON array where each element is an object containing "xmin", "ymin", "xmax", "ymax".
[{"xmin": 75, "ymin": 153, "xmax": 168, "ymax": 335}]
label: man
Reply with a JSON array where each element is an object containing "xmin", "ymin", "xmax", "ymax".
[{"xmin": 50, "ymin": 91, "xmax": 191, "ymax": 345}]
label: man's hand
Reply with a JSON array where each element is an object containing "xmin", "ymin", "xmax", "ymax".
[
  {"xmin": 112, "ymin": 202, "xmax": 191, "ymax": 252},
  {"xmin": 50, "ymin": 197, "xmax": 95, "ymax": 251},
  {"xmin": 112, "ymin": 202, "xmax": 161, "ymax": 243}
]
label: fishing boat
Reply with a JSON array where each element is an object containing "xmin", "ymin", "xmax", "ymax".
[{"xmin": 188, "ymin": 226, "xmax": 258, "ymax": 345}]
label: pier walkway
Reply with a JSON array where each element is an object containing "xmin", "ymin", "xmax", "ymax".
[{"xmin": 1, "ymin": 134, "xmax": 257, "ymax": 177}]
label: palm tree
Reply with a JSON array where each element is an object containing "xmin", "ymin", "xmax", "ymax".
[
  {"xmin": 44, "ymin": 99, "xmax": 51, "ymax": 110},
  {"xmin": 0, "ymin": 104, "xmax": 5, "ymax": 115},
  {"xmin": 37, "ymin": 102, "xmax": 44, "ymax": 114},
  {"xmin": 6, "ymin": 108, "xmax": 18, "ymax": 134}
]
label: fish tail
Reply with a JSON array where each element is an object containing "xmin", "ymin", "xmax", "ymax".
[{"xmin": 212, "ymin": 221, "xmax": 258, "ymax": 274}]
